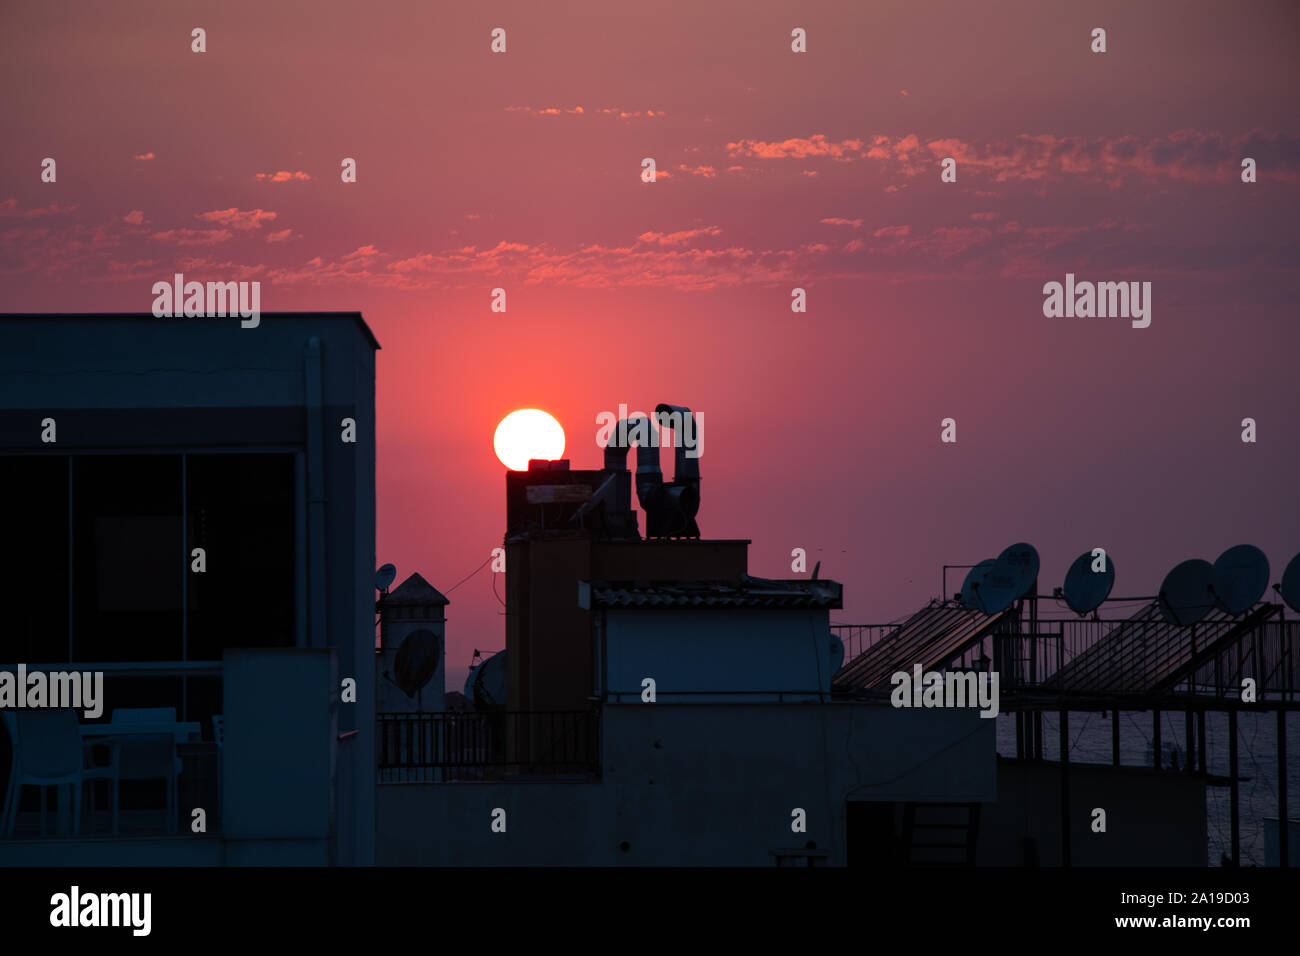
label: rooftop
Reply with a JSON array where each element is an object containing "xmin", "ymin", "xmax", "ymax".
[{"xmin": 579, "ymin": 575, "xmax": 843, "ymax": 609}]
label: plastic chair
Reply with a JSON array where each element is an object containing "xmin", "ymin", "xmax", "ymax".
[
  {"xmin": 110, "ymin": 706, "xmax": 184, "ymax": 775},
  {"xmin": 1, "ymin": 709, "xmax": 119, "ymax": 837},
  {"xmin": 211, "ymin": 714, "xmax": 224, "ymax": 819},
  {"xmin": 113, "ymin": 733, "xmax": 178, "ymax": 834}
]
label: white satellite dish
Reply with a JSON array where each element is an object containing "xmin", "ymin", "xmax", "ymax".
[
  {"xmin": 1280, "ymin": 552, "xmax": 1300, "ymax": 614},
  {"xmin": 1062, "ymin": 550, "xmax": 1115, "ymax": 615},
  {"xmin": 375, "ymin": 563, "xmax": 397, "ymax": 592},
  {"xmin": 1158, "ymin": 559, "xmax": 1215, "ymax": 626},
  {"xmin": 1211, "ymin": 544, "xmax": 1269, "ymax": 615}
]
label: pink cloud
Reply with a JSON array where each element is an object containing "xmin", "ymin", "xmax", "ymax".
[
  {"xmin": 727, "ymin": 134, "xmax": 864, "ymax": 161},
  {"xmin": 123, "ymin": 210, "xmax": 145, "ymax": 225},
  {"xmin": 266, "ymin": 228, "xmax": 294, "ymax": 243},
  {"xmin": 635, "ymin": 226, "xmax": 722, "ymax": 246},
  {"xmin": 255, "ymin": 170, "xmax": 311, "ymax": 182},
  {"xmin": 820, "ymin": 218, "xmax": 863, "ymax": 228},
  {"xmin": 195, "ymin": 208, "xmax": 278, "ymax": 230},
  {"xmin": 716, "ymin": 129, "xmax": 1299, "ymax": 186},
  {"xmin": 925, "ymin": 129, "xmax": 1300, "ymax": 184},
  {"xmin": 504, "ymin": 106, "xmax": 590, "ymax": 116},
  {"xmin": 1, "ymin": 200, "xmax": 79, "ymax": 219},
  {"xmin": 133, "ymin": 152, "xmax": 155, "ymax": 161},
  {"xmin": 150, "ymin": 228, "xmax": 234, "ymax": 246}
]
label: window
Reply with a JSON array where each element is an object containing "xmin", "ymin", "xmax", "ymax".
[{"xmin": 0, "ymin": 452, "xmax": 295, "ymax": 724}]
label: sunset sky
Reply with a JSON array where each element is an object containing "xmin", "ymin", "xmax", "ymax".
[{"xmin": 3, "ymin": 0, "xmax": 1298, "ymax": 690}]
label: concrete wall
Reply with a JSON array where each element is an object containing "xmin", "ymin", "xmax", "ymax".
[
  {"xmin": 977, "ymin": 758, "xmax": 1207, "ymax": 866},
  {"xmin": 505, "ymin": 537, "xmax": 751, "ymax": 713},
  {"xmin": 0, "ymin": 314, "xmax": 378, "ymax": 866},
  {"xmin": 376, "ymin": 702, "xmax": 995, "ymax": 865},
  {"xmin": 603, "ymin": 608, "xmax": 843, "ymax": 701}
]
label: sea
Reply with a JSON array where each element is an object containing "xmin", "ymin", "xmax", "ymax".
[{"xmin": 995, "ymin": 710, "xmax": 1300, "ymax": 866}]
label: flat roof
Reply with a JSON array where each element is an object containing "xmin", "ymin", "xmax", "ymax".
[{"xmin": 0, "ymin": 312, "xmax": 381, "ymax": 350}]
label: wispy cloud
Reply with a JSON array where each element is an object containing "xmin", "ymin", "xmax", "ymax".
[
  {"xmin": 727, "ymin": 134, "xmax": 864, "ymax": 161},
  {"xmin": 150, "ymin": 228, "xmax": 234, "ymax": 246},
  {"xmin": 255, "ymin": 170, "xmax": 311, "ymax": 182},
  {"xmin": 720, "ymin": 129, "xmax": 1300, "ymax": 185},
  {"xmin": 196, "ymin": 208, "xmax": 278, "ymax": 230}
]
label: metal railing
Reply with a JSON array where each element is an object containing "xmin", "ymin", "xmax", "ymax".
[
  {"xmin": 830, "ymin": 624, "xmax": 902, "ymax": 664},
  {"xmin": 834, "ymin": 615, "xmax": 1299, "ymax": 700},
  {"xmin": 377, "ymin": 710, "xmax": 600, "ymax": 783}
]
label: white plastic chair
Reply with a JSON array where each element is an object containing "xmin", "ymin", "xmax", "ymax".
[{"xmin": 1, "ymin": 709, "xmax": 119, "ymax": 837}]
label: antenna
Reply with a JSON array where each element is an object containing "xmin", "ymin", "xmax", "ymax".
[
  {"xmin": 1157, "ymin": 559, "xmax": 1215, "ymax": 626},
  {"xmin": 1062, "ymin": 549, "xmax": 1115, "ymax": 615},
  {"xmin": 1280, "ymin": 552, "xmax": 1300, "ymax": 613},
  {"xmin": 1210, "ymin": 544, "xmax": 1269, "ymax": 615},
  {"xmin": 375, "ymin": 563, "xmax": 397, "ymax": 593}
]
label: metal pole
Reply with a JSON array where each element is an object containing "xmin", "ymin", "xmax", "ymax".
[
  {"xmin": 1279, "ymin": 708, "xmax": 1289, "ymax": 868},
  {"xmin": 1112, "ymin": 709, "xmax": 1120, "ymax": 766},
  {"xmin": 1229, "ymin": 708, "xmax": 1240, "ymax": 865},
  {"xmin": 1060, "ymin": 709, "xmax": 1071, "ymax": 867},
  {"xmin": 1198, "ymin": 709, "xmax": 1207, "ymax": 776},
  {"xmin": 181, "ymin": 453, "xmax": 187, "ymax": 722},
  {"xmin": 1185, "ymin": 710, "xmax": 1194, "ymax": 773}
]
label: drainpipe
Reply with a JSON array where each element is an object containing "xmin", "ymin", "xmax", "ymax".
[{"xmin": 305, "ymin": 337, "xmax": 327, "ymax": 649}]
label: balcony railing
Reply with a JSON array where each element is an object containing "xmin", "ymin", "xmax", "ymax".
[{"xmin": 377, "ymin": 710, "xmax": 600, "ymax": 783}]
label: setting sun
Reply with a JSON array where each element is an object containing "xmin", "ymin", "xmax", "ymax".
[{"xmin": 493, "ymin": 408, "xmax": 566, "ymax": 471}]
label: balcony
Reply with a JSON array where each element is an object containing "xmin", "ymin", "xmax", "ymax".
[{"xmin": 0, "ymin": 662, "xmax": 223, "ymax": 845}]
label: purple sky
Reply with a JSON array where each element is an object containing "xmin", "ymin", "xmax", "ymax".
[{"xmin": 3, "ymin": 0, "xmax": 1298, "ymax": 690}]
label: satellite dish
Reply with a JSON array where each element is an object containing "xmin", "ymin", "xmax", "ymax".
[
  {"xmin": 1280, "ymin": 552, "xmax": 1300, "ymax": 613},
  {"xmin": 375, "ymin": 563, "xmax": 397, "ymax": 592},
  {"xmin": 997, "ymin": 542, "xmax": 1040, "ymax": 599},
  {"xmin": 959, "ymin": 559, "xmax": 997, "ymax": 610},
  {"xmin": 975, "ymin": 559, "xmax": 1022, "ymax": 614},
  {"xmin": 1158, "ymin": 559, "xmax": 1215, "ymax": 626},
  {"xmin": 1063, "ymin": 550, "xmax": 1115, "ymax": 615},
  {"xmin": 393, "ymin": 628, "xmax": 440, "ymax": 697},
  {"xmin": 1211, "ymin": 545, "xmax": 1269, "ymax": 615},
  {"xmin": 465, "ymin": 649, "xmax": 507, "ymax": 711}
]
